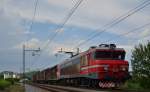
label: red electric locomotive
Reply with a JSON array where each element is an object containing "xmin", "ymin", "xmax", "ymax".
[
  {"xmin": 59, "ymin": 44, "xmax": 129, "ymax": 88},
  {"xmin": 32, "ymin": 44, "xmax": 130, "ymax": 88}
]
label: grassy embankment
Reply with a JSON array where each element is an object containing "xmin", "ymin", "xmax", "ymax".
[
  {"xmin": 5, "ymin": 84, "xmax": 24, "ymax": 92},
  {"xmin": 121, "ymin": 79, "xmax": 150, "ymax": 92},
  {"xmin": 0, "ymin": 79, "xmax": 11, "ymax": 90},
  {"xmin": 0, "ymin": 79, "xmax": 24, "ymax": 92}
]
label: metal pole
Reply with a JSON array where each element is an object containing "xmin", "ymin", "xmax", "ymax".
[
  {"xmin": 23, "ymin": 44, "xmax": 25, "ymax": 91},
  {"xmin": 22, "ymin": 44, "xmax": 40, "ymax": 91}
]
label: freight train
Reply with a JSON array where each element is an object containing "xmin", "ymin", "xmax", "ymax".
[{"xmin": 32, "ymin": 44, "xmax": 130, "ymax": 88}]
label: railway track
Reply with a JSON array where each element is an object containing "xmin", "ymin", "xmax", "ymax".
[{"xmin": 29, "ymin": 83, "xmax": 134, "ymax": 92}]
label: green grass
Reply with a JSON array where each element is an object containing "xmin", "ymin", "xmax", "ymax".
[
  {"xmin": 0, "ymin": 79, "xmax": 11, "ymax": 90},
  {"xmin": 6, "ymin": 84, "xmax": 24, "ymax": 92},
  {"xmin": 123, "ymin": 80, "xmax": 142, "ymax": 89},
  {"xmin": 121, "ymin": 80, "xmax": 150, "ymax": 92}
]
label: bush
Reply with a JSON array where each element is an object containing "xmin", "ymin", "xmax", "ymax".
[
  {"xmin": 0, "ymin": 75, "xmax": 3, "ymax": 79},
  {"xmin": 139, "ymin": 78, "xmax": 150, "ymax": 89},
  {"xmin": 0, "ymin": 79, "xmax": 11, "ymax": 90},
  {"xmin": 123, "ymin": 79, "xmax": 142, "ymax": 89},
  {"xmin": 6, "ymin": 78, "xmax": 15, "ymax": 85}
]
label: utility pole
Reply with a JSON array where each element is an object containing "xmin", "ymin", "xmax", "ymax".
[
  {"xmin": 23, "ymin": 45, "xmax": 25, "ymax": 88},
  {"xmin": 22, "ymin": 44, "xmax": 40, "ymax": 91}
]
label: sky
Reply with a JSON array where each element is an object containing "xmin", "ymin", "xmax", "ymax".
[{"xmin": 0, "ymin": 0, "xmax": 150, "ymax": 72}]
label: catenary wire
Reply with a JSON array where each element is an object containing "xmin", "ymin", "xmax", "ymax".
[
  {"xmin": 84, "ymin": 0, "xmax": 150, "ymax": 39},
  {"xmin": 26, "ymin": 0, "xmax": 39, "ymax": 46},
  {"xmin": 100, "ymin": 22, "xmax": 150, "ymax": 43},
  {"xmin": 73, "ymin": 0, "xmax": 150, "ymax": 50},
  {"xmin": 23, "ymin": 0, "xmax": 39, "ymax": 72},
  {"xmin": 30, "ymin": 0, "xmax": 83, "ymax": 70}
]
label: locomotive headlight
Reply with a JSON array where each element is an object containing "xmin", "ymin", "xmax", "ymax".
[
  {"xmin": 104, "ymin": 67, "xmax": 108, "ymax": 71},
  {"xmin": 122, "ymin": 67, "xmax": 126, "ymax": 71},
  {"xmin": 121, "ymin": 65, "xmax": 128, "ymax": 71},
  {"xmin": 103, "ymin": 65, "xmax": 109, "ymax": 71}
]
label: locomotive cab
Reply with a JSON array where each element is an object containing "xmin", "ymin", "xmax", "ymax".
[{"xmin": 82, "ymin": 44, "xmax": 130, "ymax": 88}]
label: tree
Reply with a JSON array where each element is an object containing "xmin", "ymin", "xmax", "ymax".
[
  {"xmin": 131, "ymin": 41, "xmax": 150, "ymax": 88},
  {"xmin": 0, "ymin": 75, "xmax": 3, "ymax": 79}
]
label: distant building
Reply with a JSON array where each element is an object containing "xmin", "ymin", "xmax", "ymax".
[{"xmin": 1, "ymin": 71, "xmax": 20, "ymax": 79}]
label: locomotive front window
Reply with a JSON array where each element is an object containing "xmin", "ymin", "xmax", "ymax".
[
  {"xmin": 94, "ymin": 51, "xmax": 125, "ymax": 60},
  {"xmin": 112, "ymin": 51, "xmax": 125, "ymax": 60}
]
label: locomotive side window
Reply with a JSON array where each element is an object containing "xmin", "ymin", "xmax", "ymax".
[
  {"xmin": 81, "ymin": 55, "xmax": 88, "ymax": 66},
  {"xmin": 94, "ymin": 51, "xmax": 125, "ymax": 60}
]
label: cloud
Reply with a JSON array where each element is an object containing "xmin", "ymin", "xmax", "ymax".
[
  {"xmin": 2, "ymin": 0, "xmax": 149, "ymax": 34},
  {"xmin": 140, "ymin": 28, "xmax": 150, "ymax": 37},
  {"xmin": 0, "ymin": 0, "xmax": 149, "ymax": 72},
  {"xmin": 0, "ymin": 0, "xmax": 136, "ymax": 29},
  {"xmin": 0, "ymin": 10, "xmax": 26, "ymax": 49},
  {"xmin": 14, "ymin": 38, "xmax": 41, "ymax": 49},
  {"xmin": 13, "ymin": 37, "xmax": 79, "ymax": 57}
]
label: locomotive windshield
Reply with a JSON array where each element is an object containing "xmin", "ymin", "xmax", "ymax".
[{"xmin": 94, "ymin": 50, "xmax": 125, "ymax": 60}]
